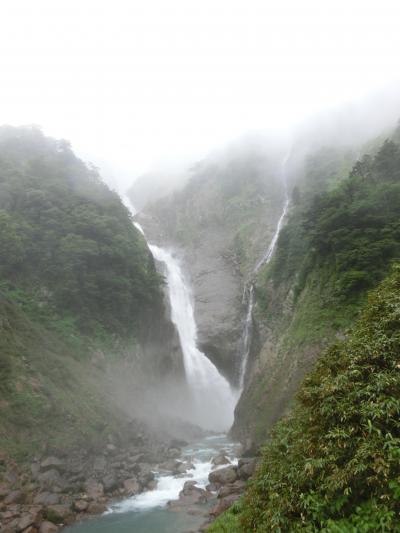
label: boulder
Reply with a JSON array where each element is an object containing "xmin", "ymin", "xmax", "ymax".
[
  {"xmin": 168, "ymin": 482, "xmax": 208, "ymax": 509},
  {"xmin": 1, "ymin": 518, "xmax": 20, "ymax": 533},
  {"xmin": 87, "ymin": 502, "xmax": 107, "ymax": 514},
  {"xmin": 93, "ymin": 456, "xmax": 107, "ymax": 472},
  {"xmin": 210, "ymin": 494, "xmax": 240, "ymax": 517},
  {"xmin": 147, "ymin": 480, "xmax": 157, "ymax": 491},
  {"xmin": 102, "ymin": 474, "xmax": 119, "ymax": 493},
  {"xmin": 237, "ymin": 458, "xmax": 257, "ymax": 480},
  {"xmin": 3, "ymin": 490, "xmax": 25, "ymax": 505},
  {"xmin": 211, "ymin": 454, "xmax": 231, "ymax": 467},
  {"xmin": 37, "ymin": 469, "xmax": 62, "ymax": 490},
  {"xmin": 30, "ymin": 463, "xmax": 41, "ymax": 479},
  {"xmin": 206, "ymin": 482, "xmax": 219, "ymax": 492},
  {"xmin": 123, "ymin": 478, "xmax": 140, "ymax": 496},
  {"xmin": 16, "ymin": 512, "xmax": 37, "ymax": 531},
  {"xmin": 128, "ymin": 453, "xmax": 145, "ymax": 464},
  {"xmin": 39, "ymin": 521, "xmax": 59, "ymax": 533},
  {"xmin": 174, "ymin": 461, "xmax": 194, "ymax": 475},
  {"xmin": 4, "ymin": 468, "xmax": 18, "ymax": 484},
  {"xmin": 73, "ymin": 499, "xmax": 88, "ymax": 512},
  {"xmin": 0, "ymin": 482, "xmax": 10, "ymax": 500},
  {"xmin": 208, "ymin": 466, "xmax": 238, "ymax": 486},
  {"xmin": 45, "ymin": 504, "xmax": 73, "ymax": 523},
  {"xmin": 33, "ymin": 493, "xmax": 60, "ymax": 506},
  {"xmin": 83, "ymin": 479, "xmax": 104, "ymax": 500},
  {"xmin": 137, "ymin": 465, "xmax": 154, "ymax": 486},
  {"xmin": 166, "ymin": 448, "xmax": 180, "ymax": 459},
  {"xmin": 40, "ymin": 457, "xmax": 65, "ymax": 473},
  {"xmin": 218, "ymin": 480, "xmax": 246, "ymax": 498},
  {"xmin": 169, "ymin": 438, "xmax": 188, "ymax": 448}
]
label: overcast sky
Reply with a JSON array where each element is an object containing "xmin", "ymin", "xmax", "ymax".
[{"xmin": 0, "ymin": 0, "xmax": 399, "ymax": 190}]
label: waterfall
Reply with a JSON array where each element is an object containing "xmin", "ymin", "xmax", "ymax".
[
  {"xmin": 254, "ymin": 152, "xmax": 291, "ymax": 273},
  {"xmin": 122, "ymin": 195, "xmax": 236, "ymax": 431},
  {"xmin": 238, "ymin": 285, "xmax": 254, "ymax": 391},
  {"xmin": 238, "ymin": 151, "xmax": 291, "ymax": 390}
]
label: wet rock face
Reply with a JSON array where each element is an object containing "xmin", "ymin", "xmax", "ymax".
[
  {"xmin": 137, "ymin": 151, "xmax": 285, "ymax": 384},
  {"xmin": 138, "ymin": 209, "xmax": 245, "ymax": 383},
  {"xmin": 182, "ymin": 239, "xmax": 244, "ymax": 382}
]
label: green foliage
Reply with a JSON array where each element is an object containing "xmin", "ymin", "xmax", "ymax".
[
  {"xmin": 0, "ymin": 126, "xmax": 163, "ymax": 341},
  {"xmin": 300, "ymin": 146, "xmax": 356, "ymax": 196},
  {"xmin": 237, "ymin": 265, "xmax": 400, "ymax": 531},
  {"xmin": 0, "ymin": 292, "xmax": 132, "ymax": 460},
  {"xmin": 268, "ymin": 137, "xmax": 400, "ymax": 307}
]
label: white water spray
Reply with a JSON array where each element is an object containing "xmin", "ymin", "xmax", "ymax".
[
  {"xmin": 122, "ymin": 195, "xmax": 236, "ymax": 431},
  {"xmin": 238, "ymin": 151, "xmax": 291, "ymax": 391}
]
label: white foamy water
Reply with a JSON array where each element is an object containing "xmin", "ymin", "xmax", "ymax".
[
  {"xmin": 107, "ymin": 435, "xmax": 239, "ymax": 515},
  {"xmin": 109, "ymin": 460, "xmax": 211, "ymax": 513}
]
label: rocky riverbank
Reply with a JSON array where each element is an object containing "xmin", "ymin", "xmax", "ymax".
[
  {"xmin": 165, "ymin": 451, "xmax": 258, "ymax": 532},
  {"xmin": 0, "ymin": 419, "xmax": 202, "ymax": 533}
]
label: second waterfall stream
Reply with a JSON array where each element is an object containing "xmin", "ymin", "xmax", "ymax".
[{"xmin": 238, "ymin": 151, "xmax": 291, "ymax": 390}]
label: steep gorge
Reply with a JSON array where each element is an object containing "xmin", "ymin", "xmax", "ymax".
[{"xmin": 135, "ymin": 140, "xmax": 286, "ymax": 384}]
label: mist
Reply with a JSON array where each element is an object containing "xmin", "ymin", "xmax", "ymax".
[{"xmin": 1, "ymin": 0, "xmax": 400, "ymax": 191}]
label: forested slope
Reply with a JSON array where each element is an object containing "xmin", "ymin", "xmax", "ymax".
[
  {"xmin": 211, "ymin": 264, "xmax": 400, "ymax": 531},
  {"xmin": 0, "ymin": 126, "xmax": 181, "ymax": 459},
  {"xmin": 0, "ymin": 126, "xmax": 163, "ymax": 342}
]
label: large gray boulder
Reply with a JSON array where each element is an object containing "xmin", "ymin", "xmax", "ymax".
[{"xmin": 208, "ymin": 465, "xmax": 238, "ymax": 486}]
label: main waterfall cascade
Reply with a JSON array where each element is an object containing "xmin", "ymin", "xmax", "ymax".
[
  {"xmin": 238, "ymin": 152, "xmax": 291, "ymax": 390},
  {"xmin": 123, "ymin": 149, "xmax": 290, "ymax": 426},
  {"xmin": 122, "ymin": 196, "xmax": 236, "ymax": 431}
]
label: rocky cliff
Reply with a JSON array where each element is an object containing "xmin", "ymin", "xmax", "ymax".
[{"xmin": 135, "ymin": 140, "xmax": 286, "ymax": 383}]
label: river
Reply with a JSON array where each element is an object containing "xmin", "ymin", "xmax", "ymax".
[{"xmin": 64, "ymin": 435, "xmax": 239, "ymax": 533}]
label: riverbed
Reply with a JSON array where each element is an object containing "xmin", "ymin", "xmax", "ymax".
[{"xmin": 64, "ymin": 435, "xmax": 239, "ymax": 533}]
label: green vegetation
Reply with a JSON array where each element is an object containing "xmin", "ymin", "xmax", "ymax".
[
  {"xmin": 211, "ymin": 264, "xmax": 400, "ymax": 532},
  {"xmin": 208, "ymin": 500, "xmax": 243, "ymax": 532},
  {"xmin": 238, "ymin": 136, "xmax": 400, "ymax": 443},
  {"xmin": 304, "ymin": 142, "xmax": 400, "ymax": 293},
  {"xmin": 0, "ymin": 125, "xmax": 163, "ymax": 343},
  {"xmin": 266, "ymin": 137, "xmax": 400, "ymax": 341},
  {"xmin": 0, "ymin": 126, "xmax": 171, "ymax": 459},
  {"xmin": 0, "ymin": 293, "xmax": 127, "ymax": 460},
  {"xmin": 221, "ymin": 133, "xmax": 400, "ymax": 531}
]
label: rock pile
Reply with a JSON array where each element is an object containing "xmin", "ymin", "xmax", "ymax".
[{"xmin": 0, "ymin": 428, "xmax": 190, "ymax": 532}]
